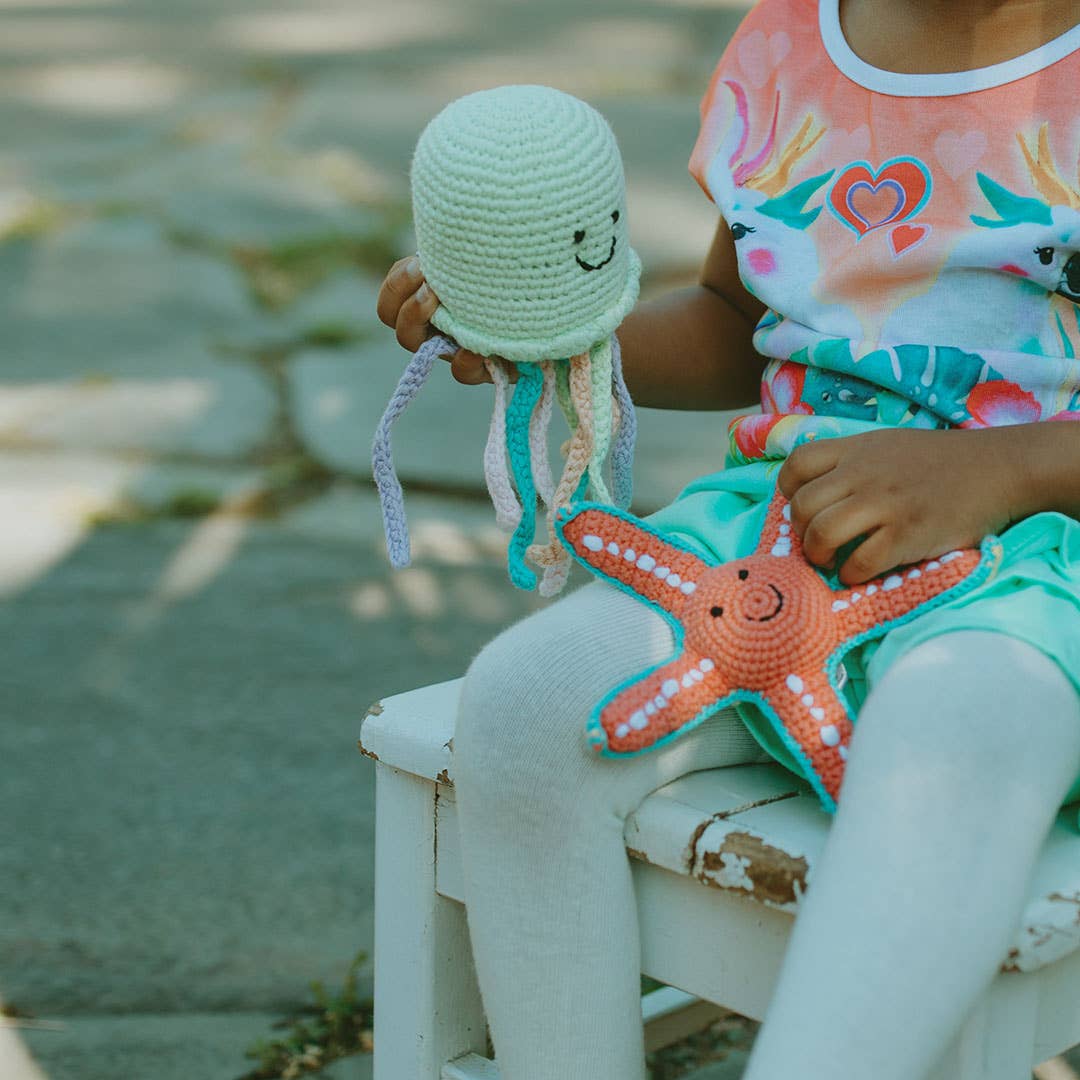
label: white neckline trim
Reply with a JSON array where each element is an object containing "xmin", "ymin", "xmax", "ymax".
[{"xmin": 820, "ymin": 0, "xmax": 1080, "ymax": 97}]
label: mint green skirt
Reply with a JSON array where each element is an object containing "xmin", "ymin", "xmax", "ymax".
[{"xmin": 644, "ymin": 460, "xmax": 1080, "ymax": 818}]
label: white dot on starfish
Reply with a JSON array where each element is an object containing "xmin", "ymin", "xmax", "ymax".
[
  {"xmin": 782, "ymin": 504, "xmax": 792, "ymax": 520},
  {"xmin": 644, "ymin": 702, "xmax": 656, "ymax": 716},
  {"xmin": 779, "ymin": 523, "xmax": 791, "ymax": 535},
  {"xmin": 811, "ymin": 706, "xmax": 825, "ymax": 721},
  {"xmin": 866, "ymin": 584, "xmax": 878, "ymax": 595},
  {"xmin": 832, "ymin": 599, "xmax": 849, "ymax": 611},
  {"xmin": 925, "ymin": 560, "xmax": 941, "ymax": 571},
  {"xmin": 690, "ymin": 669, "xmax": 704, "ymax": 682},
  {"xmin": 655, "ymin": 566, "xmax": 670, "ymax": 579},
  {"xmin": 851, "ymin": 592, "xmax": 861, "ymax": 602},
  {"xmin": 786, "ymin": 674, "xmax": 804, "ymax": 694},
  {"xmin": 583, "ymin": 535, "xmax": 604, "ymax": 551},
  {"xmin": 802, "ymin": 693, "xmax": 814, "ymax": 706},
  {"xmin": 636, "ymin": 554, "xmax": 656, "ymax": 572},
  {"xmin": 667, "ymin": 573, "xmax": 682, "ymax": 587},
  {"xmin": 771, "ymin": 544, "xmax": 790, "ymax": 557},
  {"xmin": 616, "ymin": 723, "xmax": 630, "ymax": 738},
  {"xmin": 820, "ymin": 724, "xmax": 840, "ymax": 746},
  {"xmin": 624, "ymin": 548, "xmax": 636, "ymax": 562},
  {"xmin": 630, "ymin": 710, "xmax": 648, "ymax": 730},
  {"xmin": 682, "ymin": 673, "xmax": 695, "ymax": 688},
  {"xmin": 700, "ymin": 658, "xmax": 715, "ymax": 673},
  {"xmin": 654, "ymin": 695, "xmax": 667, "ymax": 709},
  {"xmin": 907, "ymin": 568, "xmax": 921, "ymax": 579},
  {"xmin": 941, "ymin": 551, "xmax": 963, "ymax": 562},
  {"xmin": 838, "ymin": 745, "xmax": 849, "ymax": 760},
  {"xmin": 883, "ymin": 574, "xmax": 903, "ymax": 591},
  {"xmin": 680, "ymin": 581, "xmax": 696, "ymax": 595},
  {"xmin": 662, "ymin": 679, "xmax": 679, "ymax": 697}
]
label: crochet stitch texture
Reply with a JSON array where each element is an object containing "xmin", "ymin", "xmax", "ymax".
[{"xmin": 411, "ymin": 84, "xmax": 641, "ymax": 364}]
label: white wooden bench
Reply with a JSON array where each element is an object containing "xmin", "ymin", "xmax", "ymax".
[{"xmin": 360, "ymin": 678, "xmax": 1080, "ymax": 1080}]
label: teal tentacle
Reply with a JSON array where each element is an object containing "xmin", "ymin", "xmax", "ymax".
[{"xmin": 506, "ymin": 363, "xmax": 544, "ymax": 590}]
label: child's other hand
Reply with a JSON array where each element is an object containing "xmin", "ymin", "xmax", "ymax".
[
  {"xmin": 375, "ymin": 256, "xmax": 511, "ymax": 386},
  {"xmin": 777, "ymin": 428, "xmax": 1015, "ymax": 586}
]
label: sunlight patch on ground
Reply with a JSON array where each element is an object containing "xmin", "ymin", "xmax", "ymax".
[
  {"xmin": 0, "ymin": 451, "xmax": 139, "ymax": 597},
  {"xmin": 217, "ymin": 3, "xmax": 460, "ymax": 56},
  {"xmin": 3, "ymin": 59, "xmax": 189, "ymax": 115}
]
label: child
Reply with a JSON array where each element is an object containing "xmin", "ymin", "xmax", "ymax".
[{"xmin": 375, "ymin": 0, "xmax": 1080, "ymax": 1076}]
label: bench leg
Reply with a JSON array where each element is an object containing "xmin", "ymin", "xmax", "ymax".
[
  {"xmin": 925, "ymin": 973, "xmax": 1039, "ymax": 1080},
  {"xmin": 372, "ymin": 766, "xmax": 487, "ymax": 1080}
]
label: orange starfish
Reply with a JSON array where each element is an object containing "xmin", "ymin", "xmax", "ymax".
[{"xmin": 556, "ymin": 489, "xmax": 1002, "ymax": 811}]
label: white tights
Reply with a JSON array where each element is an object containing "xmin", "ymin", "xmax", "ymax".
[{"xmin": 453, "ymin": 579, "xmax": 1080, "ymax": 1080}]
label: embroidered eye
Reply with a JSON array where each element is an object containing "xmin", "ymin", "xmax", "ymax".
[
  {"xmin": 710, "ymin": 606, "xmax": 724, "ymax": 618},
  {"xmin": 573, "ymin": 229, "xmax": 585, "ymax": 244},
  {"xmin": 1035, "ymin": 245, "xmax": 1055, "ymax": 265},
  {"xmin": 611, "ymin": 210, "xmax": 620, "ymax": 223},
  {"xmin": 731, "ymin": 222, "xmax": 757, "ymax": 240},
  {"xmin": 738, "ymin": 569, "xmax": 749, "ymax": 580}
]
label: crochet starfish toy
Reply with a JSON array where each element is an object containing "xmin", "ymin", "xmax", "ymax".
[
  {"xmin": 556, "ymin": 489, "xmax": 1003, "ymax": 811},
  {"xmin": 372, "ymin": 85, "xmax": 642, "ymax": 596}
]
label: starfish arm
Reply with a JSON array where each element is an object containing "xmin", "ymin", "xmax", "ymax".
[
  {"xmin": 831, "ymin": 542, "xmax": 998, "ymax": 640},
  {"xmin": 754, "ymin": 489, "xmax": 803, "ymax": 560},
  {"xmin": 557, "ymin": 504, "xmax": 710, "ymax": 616},
  {"xmin": 763, "ymin": 668, "xmax": 853, "ymax": 810},
  {"xmin": 588, "ymin": 649, "xmax": 733, "ymax": 754}
]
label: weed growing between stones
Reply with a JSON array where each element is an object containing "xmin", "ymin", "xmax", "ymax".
[{"xmin": 238, "ymin": 950, "xmax": 373, "ymax": 1080}]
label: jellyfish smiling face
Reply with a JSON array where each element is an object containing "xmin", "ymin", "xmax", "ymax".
[{"xmin": 411, "ymin": 84, "xmax": 641, "ymax": 365}]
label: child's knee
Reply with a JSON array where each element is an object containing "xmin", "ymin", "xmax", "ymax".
[{"xmin": 855, "ymin": 630, "xmax": 1080, "ymax": 795}]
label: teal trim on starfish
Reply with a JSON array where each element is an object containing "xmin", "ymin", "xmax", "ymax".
[{"xmin": 556, "ymin": 500, "xmax": 1006, "ymax": 813}]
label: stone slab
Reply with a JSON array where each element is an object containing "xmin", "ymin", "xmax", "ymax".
[
  {"xmin": 0, "ymin": 515, "xmax": 543, "ymax": 1014},
  {"xmin": 289, "ymin": 340, "xmax": 743, "ymax": 512},
  {"xmin": 0, "ymin": 217, "xmax": 273, "ymax": 373},
  {"xmin": 19, "ymin": 1011, "xmax": 373, "ymax": 1080}
]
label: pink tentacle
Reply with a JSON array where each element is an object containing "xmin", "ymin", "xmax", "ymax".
[{"xmin": 483, "ymin": 357, "xmax": 522, "ymax": 531}]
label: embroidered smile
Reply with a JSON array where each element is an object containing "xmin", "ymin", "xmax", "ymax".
[
  {"xmin": 573, "ymin": 209, "xmax": 620, "ymax": 272},
  {"xmin": 576, "ymin": 236, "xmax": 616, "ymax": 271},
  {"xmin": 747, "ymin": 584, "xmax": 785, "ymax": 622}
]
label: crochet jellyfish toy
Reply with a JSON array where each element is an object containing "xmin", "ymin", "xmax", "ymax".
[
  {"xmin": 372, "ymin": 85, "xmax": 642, "ymax": 596},
  {"xmin": 555, "ymin": 489, "xmax": 1004, "ymax": 811}
]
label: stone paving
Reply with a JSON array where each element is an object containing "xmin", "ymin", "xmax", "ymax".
[
  {"xmin": 0, "ymin": 2, "xmax": 760, "ymax": 1076},
  {"xmin": 11, "ymin": 3, "xmax": 1074, "ymax": 1080}
]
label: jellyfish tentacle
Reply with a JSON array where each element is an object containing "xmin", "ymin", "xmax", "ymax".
[
  {"xmin": 482, "ymin": 357, "xmax": 522, "ymax": 531},
  {"xmin": 506, "ymin": 363, "xmax": 546, "ymax": 590},
  {"xmin": 371, "ymin": 334, "xmax": 455, "ymax": 567},
  {"xmin": 527, "ymin": 350, "xmax": 594, "ymax": 594},
  {"xmin": 586, "ymin": 338, "xmax": 614, "ymax": 505},
  {"xmin": 610, "ymin": 332, "xmax": 636, "ymax": 510},
  {"xmin": 529, "ymin": 360, "xmax": 557, "ymax": 508}
]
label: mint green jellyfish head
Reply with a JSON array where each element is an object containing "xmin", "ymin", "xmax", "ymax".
[{"xmin": 410, "ymin": 84, "xmax": 641, "ymax": 364}]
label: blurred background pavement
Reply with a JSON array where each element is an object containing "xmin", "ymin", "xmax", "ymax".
[{"xmin": 0, "ymin": 2, "xmax": 763, "ymax": 1077}]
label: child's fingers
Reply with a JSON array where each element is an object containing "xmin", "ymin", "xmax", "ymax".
[
  {"xmin": 446, "ymin": 350, "xmax": 492, "ymax": 385},
  {"xmin": 375, "ymin": 255, "xmax": 422, "ymax": 329},
  {"xmin": 393, "ymin": 280, "xmax": 440, "ymax": 352}
]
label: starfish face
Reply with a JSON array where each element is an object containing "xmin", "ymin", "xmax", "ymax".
[
  {"xmin": 555, "ymin": 490, "xmax": 1003, "ymax": 812},
  {"xmin": 686, "ymin": 557, "xmax": 836, "ymax": 688}
]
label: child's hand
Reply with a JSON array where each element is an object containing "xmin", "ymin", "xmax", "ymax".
[
  {"xmin": 375, "ymin": 256, "xmax": 511, "ymax": 385},
  {"xmin": 777, "ymin": 428, "xmax": 1017, "ymax": 585}
]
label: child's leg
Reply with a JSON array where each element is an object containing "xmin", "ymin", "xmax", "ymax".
[
  {"xmin": 452, "ymin": 579, "xmax": 772, "ymax": 1080},
  {"xmin": 742, "ymin": 629, "xmax": 1080, "ymax": 1080}
]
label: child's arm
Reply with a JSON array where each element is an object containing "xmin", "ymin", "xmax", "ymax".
[
  {"xmin": 615, "ymin": 216, "xmax": 768, "ymax": 411},
  {"xmin": 375, "ymin": 217, "xmax": 768, "ymax": 410}
]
